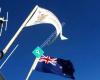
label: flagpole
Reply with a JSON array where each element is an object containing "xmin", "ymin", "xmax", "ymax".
[
  {"xmin": 0, "ymin": 5, "xmax": 38, "ymax": 59},
  {"xmin": 25, "ymin": 26, "xmax": 63, "ymax": 80},
  {"xmin": 25, "ymin": 58, "xmax": 40, "ymax": 80}
]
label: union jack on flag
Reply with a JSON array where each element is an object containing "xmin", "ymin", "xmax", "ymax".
[{"xmin": 39, "ymin": 55, "xmax": 57, "ymax": 66}]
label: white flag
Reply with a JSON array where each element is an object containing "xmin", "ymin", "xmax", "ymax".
[{"xmin": 26, "ymin": 5, "xmax": 67, "ymax": 40}]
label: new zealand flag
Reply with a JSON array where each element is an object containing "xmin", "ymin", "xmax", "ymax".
[{"xmin": 36, "ymin": 56, "xmax": 75, "ymax": 79}]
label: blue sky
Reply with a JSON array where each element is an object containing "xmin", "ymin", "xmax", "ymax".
[{"xmin": 0, "ymin": 0, "xmax": 100, "ymax": 80}]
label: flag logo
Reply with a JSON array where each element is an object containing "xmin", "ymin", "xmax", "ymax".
[
  {"xmin": 39, "ymin": 56, "xmax": 57, "ymax": 66},
  {"xmin": 32, "ymin": 46, "xmax": 44, "ymax": 58}
]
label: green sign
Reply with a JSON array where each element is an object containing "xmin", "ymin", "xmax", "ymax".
[{"xmin": 32, "ymin": 46, "xmax": 44, "ymax": 58}]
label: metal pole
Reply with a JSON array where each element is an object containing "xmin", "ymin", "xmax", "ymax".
[{"xmin": 0, "ymin": 5, "xmax": 38, "ymax": 59}]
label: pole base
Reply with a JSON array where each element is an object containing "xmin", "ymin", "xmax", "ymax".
[{"xmin": 0, "ymin": 51, "xmax": 3, "ymax": 59}]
